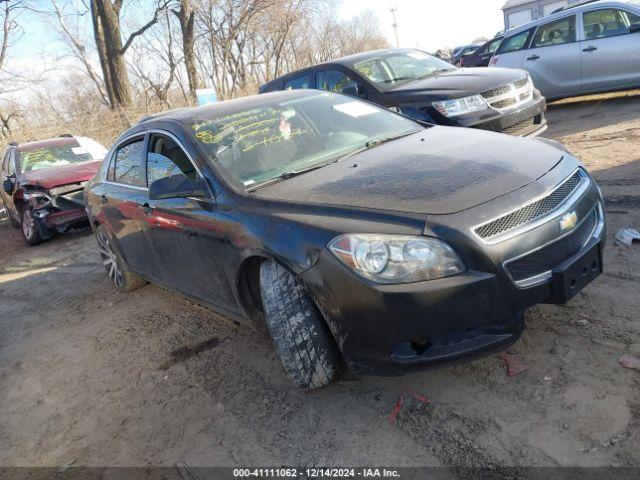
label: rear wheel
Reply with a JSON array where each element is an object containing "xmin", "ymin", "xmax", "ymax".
[
  {"xmin": 259, "ymin": 260, "xmax": 339, "ymax": 389},
  {"xmin": 95, "ymin": 225, "xmax": 146, "ymax": 292}
]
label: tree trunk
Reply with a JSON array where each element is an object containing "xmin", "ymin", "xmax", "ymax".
[{"xmin": 173, "ymin": 0, "xmax": 200, "ymax": 104}]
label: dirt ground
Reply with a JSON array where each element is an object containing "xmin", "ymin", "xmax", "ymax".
[{"xmin": 1, "ymin": 90, "xmax": 639, "ymax": 474}]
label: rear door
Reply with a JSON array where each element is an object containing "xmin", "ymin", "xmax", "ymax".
[
  {"xmin": 142, "ymin": 132, "xmax": 238, "ymax": 311},
  {"xmin": 101, "ymin": 135, "xmax": 156, "ymax": 277},
  {"xmin": 579, "ymin": 7, "xmax": 640, "ymax": 92},
  {"xmin": 524, "ymin": 14, "xmax": 581, "ymax": 98}
]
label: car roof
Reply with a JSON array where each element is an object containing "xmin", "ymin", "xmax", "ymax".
[
  {"xmin": 15, "ymin": 137, "xmax": 79, "ymax": 153},
  {"xmin": 504, "ymin": 0, "xmax": 637, "ymax": 37},
  {"xmin": 136, "ymin": 89, "xmax": 327, "ymax": 126}
]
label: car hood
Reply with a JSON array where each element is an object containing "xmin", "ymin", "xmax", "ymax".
[
  {"xmin": 20, "ymin": 160, "xmax": 102, "ymax": 190},
  {"xmin": 386, "ymin": 67, "xmax": 526, "ymax": 97},
  {"xmin": 253, "ymin": 127, "xmax": 563, "ymax": 215}
]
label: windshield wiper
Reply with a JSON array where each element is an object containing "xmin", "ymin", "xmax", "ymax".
[
  {"xmin": 246, "ymin": 159, "xmax": 340, "ymax": 191},
  {"xmin": 341, "ymin": 130, "xmax": 422, "ymax": 161}
]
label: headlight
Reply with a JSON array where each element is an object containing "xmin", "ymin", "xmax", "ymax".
[
  {"xmin": 23, "ymin": 191, "xmax": 52, "ymax": 208},
  {"xmin": 328, "ymin": 234, "xmax": 466, "ymax": 284},
  {"xmin": 432, "ymin": 95, "xmax": 489, "ymax": 117}
]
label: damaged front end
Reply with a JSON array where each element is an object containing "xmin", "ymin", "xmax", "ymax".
[{"xmin": 23, "ymin": 181, "xmax": 89, "ymax": 235}]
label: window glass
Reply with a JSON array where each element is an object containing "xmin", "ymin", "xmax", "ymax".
[
  {"xmin": 532, "ymin": 16, "xmax": 576, "ymax": 48},
  {"xmin": 583, "ymin": 9, "xmax": 639, "ymax": 39},
  {"xmin": 113, "ymin": 139, "xmax": 145, "ymax": 187},
  {"xmin": 147, "ymin": 135, "xmax": 198, "ymax": 185},
  {"xmin": 16, "ymin": 142, "xmax": 101, "ymax": 172},
  {"xmin": 2, "ymin": 152, "xmax": 10, "ymax": 172},
  {"xmin": 283, "ymin": 74, "xmax": 311, "ymax": 90},
  {"xmin": 354, "ymin": 50, "xmax": 454, "ymax": 89},
  {"xmin": 487, "ymin": 38, "xmax": 503, "ymax": 54},
  {"xmin": 7, "ymin": 153, "xmax": 15, "ymax": 175},
  {"xmin": 189, "ymin": 91, "xmax": 421, "ymax": 188},
  {"xmin": 316, "ymin": 70, "xmax": 359, "ymax": 94},
  {"xmin": 498, "ymin": 29, "xmax": 533, "ymax": 53}
]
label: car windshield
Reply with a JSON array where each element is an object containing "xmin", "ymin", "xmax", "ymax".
[
  {"xmin": 353, "ymin": 50, "xmax": 455, "ymax": 89},
  {"xmin": 18, "ymin": 138, "xmax": 107, "ymax": 172},
  {"xmin": 189, "ymin": 91, "xmax": 422, "ymax": 189}
]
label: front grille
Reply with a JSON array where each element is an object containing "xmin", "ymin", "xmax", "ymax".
[
  {"xmin": 490, "ymin": 98, "xmax": 517, "ymax": 109},
  {"xmin": 505, "ymin": 208, "xmax": 597, "ymax": 282},
  {"xmin": 482, "ymin": 85, "xmax": 511, "ymax": 99},
  {"xmin": 514, "ymin": 77, "xmax": 529, "ymax": 89},
  {"xmin": 502, "ymin": 118, "xmax": 535, "ymax": 136},
  {"xmin": 475, "ymin": 170, "xmax": 584, "ymax": 239}
]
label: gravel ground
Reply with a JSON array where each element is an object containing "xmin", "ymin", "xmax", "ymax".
[{"xmin": 1, "ymin": 91, "xmax": 639, "ymax": 474}]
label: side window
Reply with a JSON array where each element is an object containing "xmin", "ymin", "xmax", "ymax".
[
  {"xmin": 111, "ymin": 139, "xmax": 145, "ymax": 187},
  {"xmin": 2, "ymin": 151, "xmax": 10, "ymax": 173},
  {"xmin": 146, "ymin": 134, "xmax": 198, "ymax": 186},
  {"xmin": 316, "ymin": 70, "xmax": 359, "ymax": 94},
  {"xmin": 283, "ymin": 74, "xmax": 311, "ymax": 90},
  {"xmin": 5, "ymin": 152, "xmax": 15, "ymax": 175},
  {"xmin": 487, "ymin": 38, "xmax": 502, "ymax": 54},
  {"xmin": 583, "ymin": 9, "xmax": 639, "ymax": 39},
  {"xmin": 531, "ymin": 16, "xmax": 576, "ymax": 48},
  {"xmin": 498, "ymin": 29, "xmax": 534, "ymax": 53}
]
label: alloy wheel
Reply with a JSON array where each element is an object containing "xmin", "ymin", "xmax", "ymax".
[
  {"xmin": 22, "ymin": 209, "xmax": 35, "ymax": 240},
  {"xmin": 97, "ymin": 230, "xmax": 124, "ymax": 288}
]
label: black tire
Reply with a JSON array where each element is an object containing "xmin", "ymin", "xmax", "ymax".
[
  {"xmin": 20, "ymin": 206, "xmax": 46, "ymax": 246},
  {"xmin": 259, "ymin": 260, "xmax": 338, "ymax": 389},
  {"xmin": 95, "ymin": 224, "xmax": 147, "ymax": 292}
]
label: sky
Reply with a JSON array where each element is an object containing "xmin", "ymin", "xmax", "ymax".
[{"xmin": 339, "ymin": 0, "xmax": 507, "ymax": 51}]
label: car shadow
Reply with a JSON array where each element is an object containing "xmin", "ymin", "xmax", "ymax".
[{"xmin": 544, "ymin": 89, "xmax": 640, "ymax": 139}]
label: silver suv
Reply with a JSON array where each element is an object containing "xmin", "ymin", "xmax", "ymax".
[{"xmin": 490, "ymin": 0, "xmax": 640, "ymax": 99}]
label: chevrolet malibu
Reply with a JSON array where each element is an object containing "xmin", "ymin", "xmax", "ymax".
[{"xmin": 85, "ymin": 90, "xmax": 605, "ymax": 389}]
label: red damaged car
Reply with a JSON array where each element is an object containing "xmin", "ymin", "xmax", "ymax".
[{"xmin": 1, "ymin": 135, "xmax": 107, "ymax": 245}]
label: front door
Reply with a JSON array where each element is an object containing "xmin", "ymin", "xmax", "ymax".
[
  {"xmin": 580, "ymin": 8, "xmax": 640, "ymax": 92},
  {"xmin": 1, "ymin": 150, "xmax": 18, "ymax": 221},
  {"xmin": 524, "ymin": 15, "xmax": 581, "ymax": 98},
  {"xmin": 141, "ymin": 132, "xmax": 239, "ymax": 312}
]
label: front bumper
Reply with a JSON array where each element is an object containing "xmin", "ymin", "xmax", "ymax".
[
  {"xmin": 424, "ymin": 94, "xmax": 548, "ymax": 137},
  {"xmin": 301, "ymin": 168, "xmax": 605, "ymax": 376}
]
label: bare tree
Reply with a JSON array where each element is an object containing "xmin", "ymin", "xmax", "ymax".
[
  {"xmin": 49, "ymin": 0, "xmax": 109, "ymax": 106},
  {"xmin": 171, "ymin": 0, "xmax": 199, "ymax": 103},
  {"xmin": 89, "ymin": 0, "xmax": 169, "ymax": 108},
  {"xmin": 0, "ymin": 0, "xmax": 26, "ymax": 138}
]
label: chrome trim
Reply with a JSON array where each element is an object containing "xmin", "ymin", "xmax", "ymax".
[
  {"xmin": 483, "ymin": 76, "xmax": 534, "ymax": 113},
  {"xmin": 504, "ymin": 201, "xmax": 603, "ymax": 288},
  {"xmin": 99, "ymin": 129, "xmax": 213, "ymax": 198},
  {"xmin": 473, "ymin": 168, "xmax": 590, "ymax": 245}
]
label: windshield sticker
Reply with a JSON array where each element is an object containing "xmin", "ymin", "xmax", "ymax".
[
  {"xmin": 72, "ymin": 147, "xmax": 89, "ymax": 155},
  {"xmin": 407, "ymin": 51, "xmax": 429, "ymax": 60},
  {"xmin": 332, "ymin": 102, "xmax": 381, "ymax": 118},
  {"xmin": 243, "ymin": 180, "xmax": 256, "ymax": 186}
]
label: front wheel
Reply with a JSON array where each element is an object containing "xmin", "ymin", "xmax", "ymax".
[
  {"xmin": 259, "ymin": 260, "xmax": 339, "ymax": 389},
  {"xmin": 95, "ymin": 225, "xmax": 146, "ymax": 292},
  {"xmin": 21, "ymin": 206, "xmax": 47, "ymax": 246}
]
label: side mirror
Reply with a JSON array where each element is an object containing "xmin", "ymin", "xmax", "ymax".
[
  {"xmin": 630, "ymin": 23, "xmax": 640, "ymax": 33},
  {"xmin": 149, "ymin": 173, "xmax": 209, "ymax": 200},
  {"xmin": 342, "ymin": 84, "xmax": 366, "ymax": 98},
  {"xmin": 3, "ymin": 177, "xmax": 14, "ymax": 194}
]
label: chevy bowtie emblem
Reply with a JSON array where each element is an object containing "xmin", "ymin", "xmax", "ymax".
[{"xmin": 560, "ymin": 211, "xmax": 578, "ymax": 231}]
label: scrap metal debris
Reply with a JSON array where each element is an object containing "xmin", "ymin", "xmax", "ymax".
[
  {"xmin": 388, "ymin": 392, "xmax": 430, "ymax": 424},
  {"xmin": 499, "ymin": 352, "xmax": 530, "ymax": 377},
  {"xmin": 614, "ymin": 227, "xmax": 640, "ymax": 246},
  {"xmin": 618, "ymin": 354, "xmax": 640, "ymax": 371}
]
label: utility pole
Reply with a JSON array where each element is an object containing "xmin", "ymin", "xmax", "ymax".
[{"xmin": 390, "ymin": 6, "xmax": 399, "ymax": 47}]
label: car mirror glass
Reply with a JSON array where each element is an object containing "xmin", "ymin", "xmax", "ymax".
[
  {"xmin": 3, "ymin": 178, "xmax": 14, "ymax": 194},
  {"xmin": 149, "ymin": 173, "xmax": 209, "ymax": 200},
  {"xmin": 630, "ymin": 23, "xmax": 640, "ymax": 33}
]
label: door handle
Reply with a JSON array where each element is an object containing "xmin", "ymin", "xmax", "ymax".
[
  {"xmin": 527, "ymin": 54, "xmax": 540, "ymax": 61},
  {"xmin": 100, "ymin": 195, "xmax": 108, "ymax": 205},
  {"xmin": 582, "ymin": 46, "xmax": 598, "ymax": 53},
  {"xmin": 141, "ymin": 202, "xmax": 153, "ymax": 215}
]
